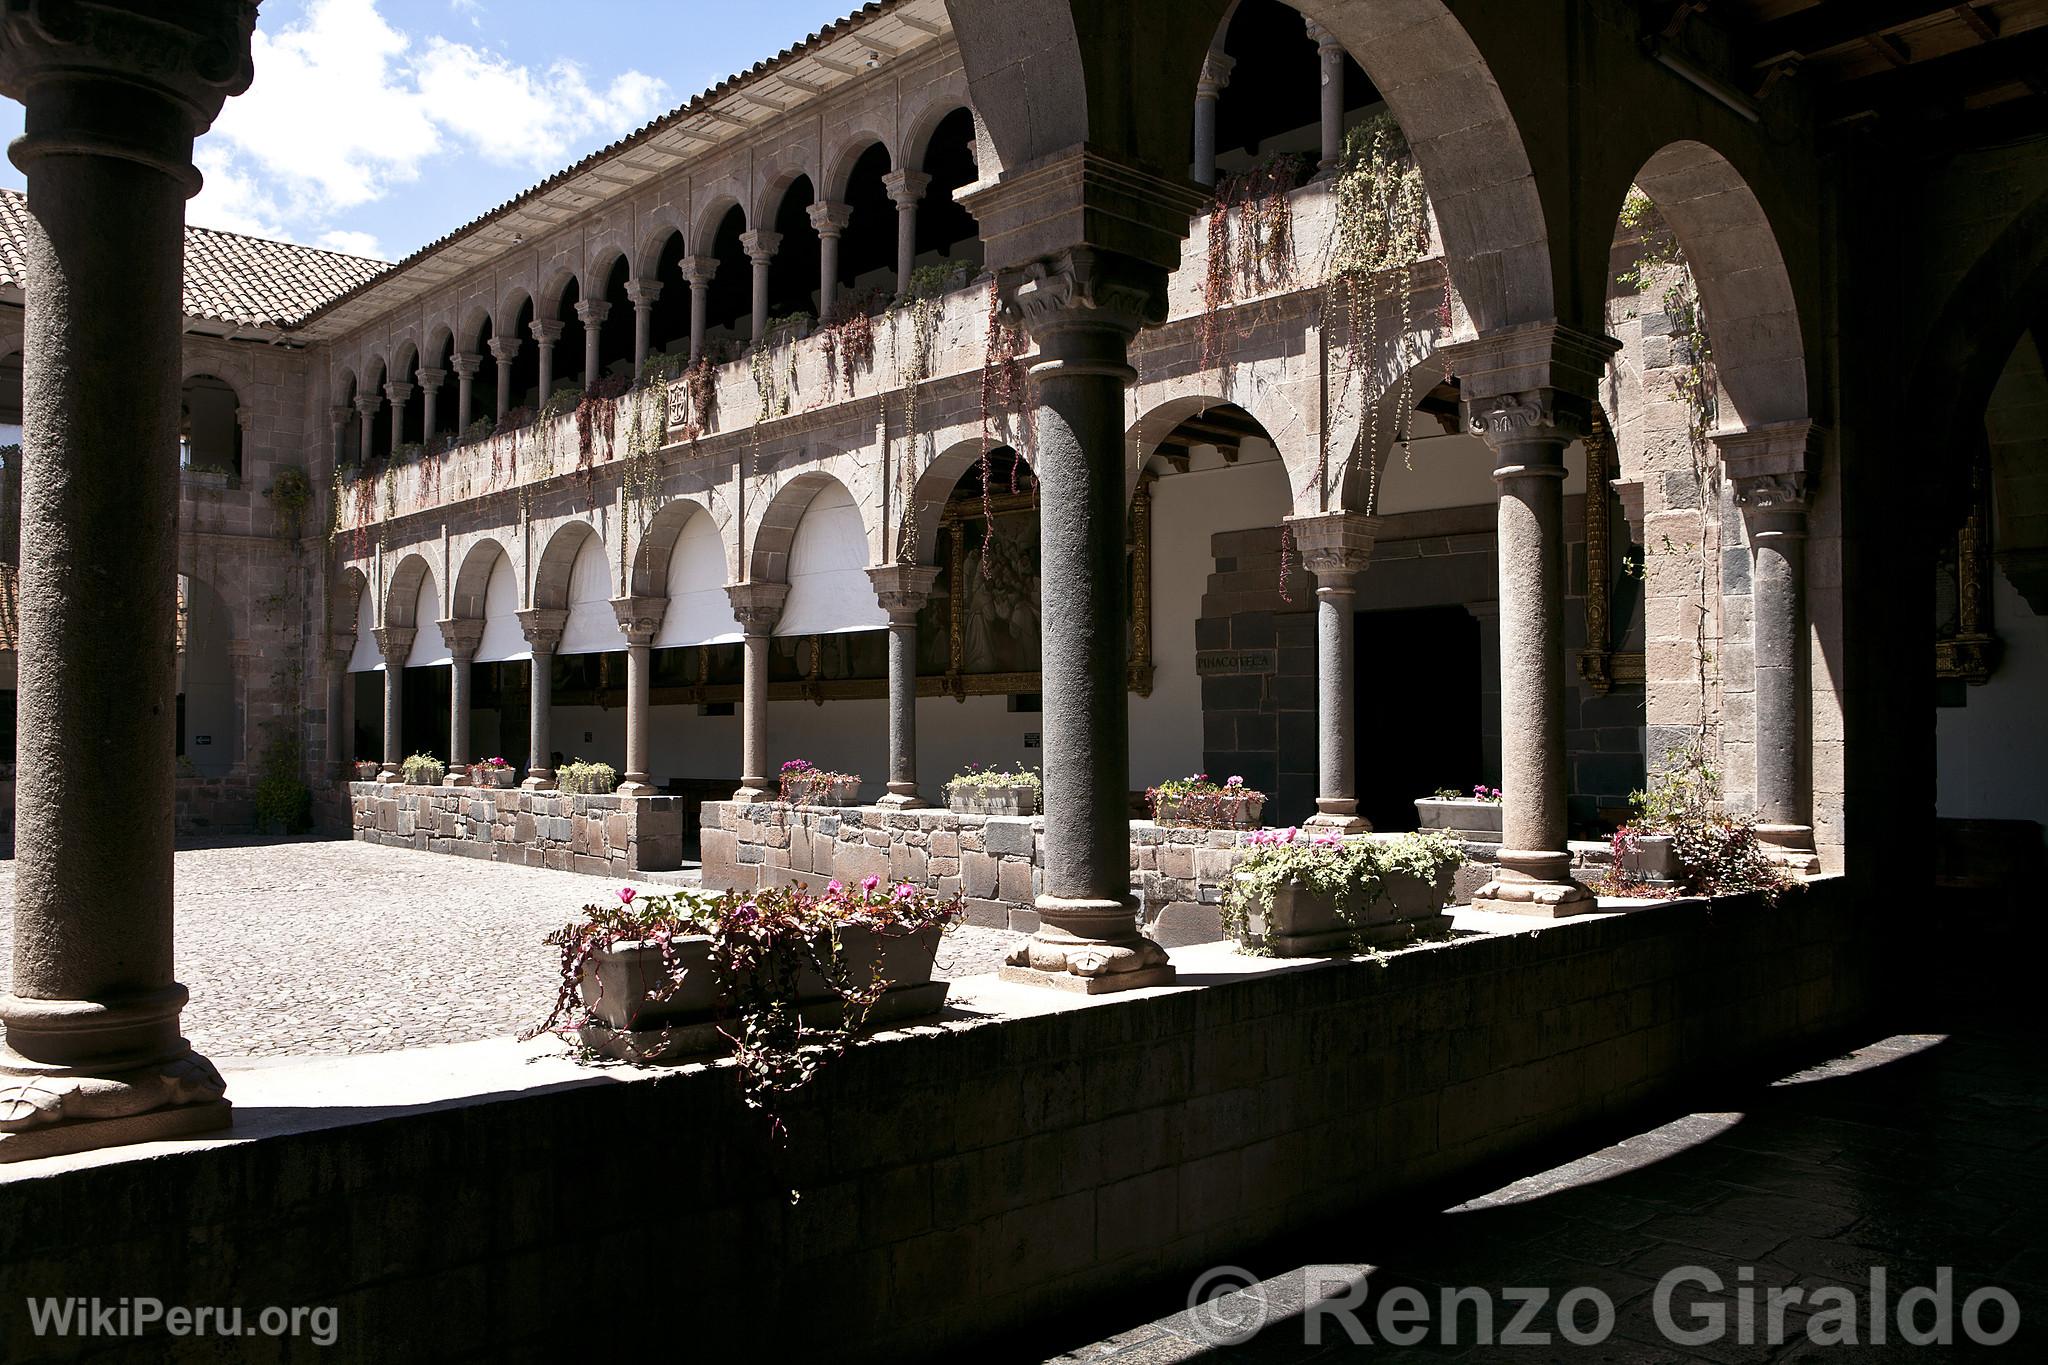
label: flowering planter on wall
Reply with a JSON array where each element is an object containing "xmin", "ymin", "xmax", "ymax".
[
  {"xmin": 351, "ymin": 761, "xmax": 381, "ymax": 782},
  {"xmin": 789, "ymin": 777, "xmax": 861, "ymax": 807},
  {"xmin": 1236, "ymin": 863, "xmax": 1456, "ymax": 957},
  {"xmin": 1413, "ymin": 798, "xmax": 1503, "ymax": 840},
  {"xmin": 1153, "ymin": 793, "xmax": 1264, "ymax": 830},
  {"xmin": 472, "ymin": 765, "xmax": 519, "ymax": 789},
  {"xmin": 948, "ymin": 785, "xmax": 1037, "ymax": 817},
  {"xmin": 575, "ymin": 922, "xmax": 949, "ymax": 1062},
  {"xmin": 1620, "ymin": 832, "xmax": 1676, "ymax": 884}
]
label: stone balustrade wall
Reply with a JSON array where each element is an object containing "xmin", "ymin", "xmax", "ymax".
[{"xmin": 348, "ymin": 781, "xmax": 685, "ymax": 874}]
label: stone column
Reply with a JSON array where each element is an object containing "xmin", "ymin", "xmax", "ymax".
[
  {"xmin": 1451, "ymin": 324, "xmax": 1619, "ymax": 916},
  {"xmin": 331, "ymin": 643, "xmax": 355, "ymax": 777},
  {"xmin": 740, "ymin": 229, "xmax": 781, "ymax": 346},
  {"xmin": 1192, "ymin": 52, "xmax": 1234, "ymax": 187},
  {"xmin": 383, "ymin": 380, "xmax": 412, "ymax": 453},
  {"xmin": 1307, "ymin": 21, "xmax": 1345, "ymax": 179},
  {"xmin": 680, "ymin": 256, "xmax": 715, "ymax": 364},
  {"xmin": 488, "ymin": 336, "xmax": 520, "ymax": 419},
  {"xmin": 808, "ymin": 201, "xmax": 853, "ymax": 323},
  {"xmin": 1719, "ymin": 422, "xmax": 1821, "ymax": 871},
  {"xmin": 440, "ymin": 619, "xmax": 482, "ymax": 785},
  {"xmin": 0, "ymin": 0, "xmax": 254, "ymax": 1164},
  {"xmin": 610, "ymin": 597, "xmax": 668, "ymax": 796},
  {"xmin": 329, "ymin": 403, "xmax": 351, "ymax": 465},
  {"xmin": 416, "ymin": 367, "xmax": 445, "ymax": 447},
  {"xmin": 998, "ymin": 250, "xmax": 1172, "ymax": 992},
  {"xmin": 575, "ymin": 299, "xmax": 609, "ymax": 388},
  {"xmin": 726, "ymin": 582, "xmax": 788, "ymax": 803},
  {"xmin": 372, "ymin": 626, "xmax": 414, "ymax": 782},
  {"xmin": 867, "ymin": 565, "xmax": 941, "ymax": 807},
  {"xmin": 449, "ymin": 353, "xmax": 479, "ymax": 434},
  {"xmin": 530, "ymin": 319, "xmax": 563, "ymax": 404},
  {"xmin": 1287, "ymin": 511, "xmax": 1377, "ymax": 833},
  {"xmin": 625, "ymin": 281, "xmax": 661, "ymax": 376},
  {"xmin": 882, "ymin": 169, "xmax": 930, "ymax": 299},
  {"xmin": 517, "ymin": 608, "xmax": 567, "ymax": 790},
  {"xmin": 356, "ymin": 394, "xmax": 381, "ymax": 461}
]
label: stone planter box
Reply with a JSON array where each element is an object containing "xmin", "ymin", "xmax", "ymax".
[
  {"xmin": 947, "ymin": 784, "xmax": 1038, "ymax": 817},
  {"xmin": 1235, "ymin": 862, "xmax": 1456, "ymax": 957},
  {"xmin": 471, "ymin": 764, "xmax": 519, "ymax": 788},
  {"xmin": 351, "ymin": 761, "xmax": 381, "ymax": 782},
  {"xmin": 1619, "ymin": 832, "xmax": 1676, "ymax": 884},
  {"xmin": 1414, "ymin": 797, "xmax": 1504, "ymax": 841},
  {"xmin": 403, "ymin": 763, "xmax": 446, "ymax": 787},
  {"xmin": 575, "ymin": 922, "xmax": 949, "ymax": 1063},
  {"xmin": 785, "ymin": 776, "xmax": 861, "ymax": 807},
  {"xmin": 1152, "ymin": 792, "xmax": 1265, "ymax": 830}
]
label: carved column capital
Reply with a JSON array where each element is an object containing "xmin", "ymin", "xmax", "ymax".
[
  {"xmin": 1198, "ymin": 51, "xmax": 1236, "ymax": 99},
  {"xmin": 515, "ymin": 606, "xmax": 567, "ymax": 655},
  {"xmin": 1285, "ymin": 511, "xmax": 1379, "ymax": 582},
  {"xmin": 960, "ymin": 146, "xmax": 1208, "ymax": 287},
  {"xmin": 679, "ymin": 255, "xmax": 718, "ymax": 287},
  {"xmin": 867, "ymin": 564, "xmax": 941, "ymax": 622},
  {"xmin": 528, "ymin": 319, "xmax": 564, "ymax": 346},
  {"xmin": 1717, "ymin": 420, "xmax": 1822, "ymax": 535},
  {"xmin": 414, "ymin": 366, "xmax": 446, "ymax": 392},
  {"xmin": 1442, "ymin": 322, "xmax": 1619, "ymax": 453},
  {"xmin": 328, "ymin": 404, "xmax": 352, "ymax": 430},
  {"xmin": 610, "ymin": 594, "xmax": 667, "ymax": 647},
  {"xmin": 882, "ymin": 168, "xmax": 931, "ymax": 208},
  {"xmin": 371, "ymin": 625, "xmax": 415, "ymax": 662},
  {"xmin": 726, "ymin": 581, "xmax": 788, "ymax": 635},
  {"xmin": 807, "ymin": 200, "xmax": 854, "ymax": 237},
  {"xmin": 624, "ymin": 280, "xmax": 662, "ymax": 308},
  {"xmin": 354, "ymin": 395, "xmax": 384, "ymax": 420},
  {"xmin": 740, "ymin": 229, "xmax": 782, "ymax": 263},
  {"xmin": 382, "ymin": 380, "xmax": 414, "ymax": 406},
  {"xmin": 1304, "ymin": 18, "xmax": 1341, "ymax": 51},
  {"xmin": 438, "ymin": 617, "xmax": 483, "ymax": 661},
  {"xmin": 573, "ymin": 299, "xmax": 610, "ymax": 327},
  {"xmin": 1004, "ymin": 247, "xmax": 1160, "ymax": 340},
  {"xmin": 448, "ymin": 351, "xmax": 481, "ymax": 378},
  {"xmin": 1465, "ymin": 390, "xmax": 1588, "ymax": 450},
  {"xmin": 486, "ymin": 336, "xmax": 522, "ymax": 364}
]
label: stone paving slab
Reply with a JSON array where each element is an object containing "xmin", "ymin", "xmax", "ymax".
[{"xmin": 0, "ymin": 838, "xmax": 1024, "ymax": 1061}]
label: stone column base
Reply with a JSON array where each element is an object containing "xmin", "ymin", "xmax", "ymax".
[
  {"xmin": 729, "ymin": 784, "xmax": 773, "ymax": 805},
  {"xmin": 615, "ymin": 779, "xmax": 657, "ymax": 798},
  {"xmin": 876, "ymin": 788, "xmax": 926, "ymax": 810},
  {"xmin": 1305, "ymin": 802, "xmax": 1371, "ymax": 834},
  {"xmin": 1472, "ymin": 848, "xmax": 1596, "ymax": 918},
  {"xmin": 447, "ymin": 771, "xmax": 472, "ymax": 787},
  {"xmin": 521, "ymin": 775, "xmax": 556, "ymax": 792},
  {"xmin": 1756, "ymin": 824, "xmax": 1821, "ymax": 875},
  {"xmin": 377, "ymin": 770, "xmax": 403, "ymax": 784},
  {"xmin": 999, "ymin": 902, "xmax": 1176, "ymax": 995},
  {"xmin": 0, "ymin": 1009, "xmax": 230, "ymax": 1165}
]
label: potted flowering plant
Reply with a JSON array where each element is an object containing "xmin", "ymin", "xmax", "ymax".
[
  {"xmin": 945, "ymin": 762, "xmax": 1040, "ymax": 816},
  {"xmin": 351, "ymin": 760, "xmax": 381, "ymax": 782},
  {"xmin": 1147, "ymin": 773, "xmax": 1265, "ymax": 829},
  {"xmin": 1225, "ymin": 827, "xmax": 1464, "ymax": 956},
  {"xmin": 779, "ymin": 759, "xmax": 860, "ymax": 806},
  {"xmin": 557, "ymin": 759, "xmax": 617, "ymax": 795},
  {"xmin": 399, "ymin": 752, "xmax": 446, "ymax": 786},
  {"xmin": 469, "ymin": 756, "xmax": 518, "ymax": 788},
  {"xmin": 1414, "ymin": 783, "xmax": 1505, "ymax": 841},
  {"xmin": 529, "ymin": 877, "xmax": 963, "ymax": 1113}
]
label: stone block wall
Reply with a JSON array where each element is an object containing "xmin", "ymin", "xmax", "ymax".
[
  {"xmin": 0, "ymin": 880, "xmax": 1876, "ymax": 1363},
  {"xmin": 348, "ymin": 782, "xmax": 686, "ymax": 874},
  {"xmin": 1196, "ymin": 526, "xmax": 1317, "ymax": 825}
]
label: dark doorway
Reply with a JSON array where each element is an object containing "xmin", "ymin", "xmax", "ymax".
[
  {"xmin": 1354, "ymin": 605, "xmax": 1482, "ymax": 831},
  {"xmin": 401, "ymin": 666, "xmax": 452, "ymax": 765}
]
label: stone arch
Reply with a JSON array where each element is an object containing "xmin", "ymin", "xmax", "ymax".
[
  {"xmin": 630, "ymin": 494, "xmax": 727, "ymax": 598},
  {"xmin": 384, "ymin": 552, "xmax": 435, "ymax": 627},
  {"xmin": 360, "ymin": 352, "xmax": 387, "ymax": 394},
  {"xmin": 422, "ymin": 321, "xmax": 454, "ymax": 367},
  {"xmin": 904, "ymin": 437, "xmax": 990, "ymax": 565},
  {"xmin": 753, "ymin": 157, "xmax": 818, "ymax": 231},
  {"xmin": 457, "ymin": 304, "xmax": 493, "ymax": 354},
  {"xmin": 584, "ymin": 244, "xmax": 630, "ymax": 299},
  {"xmin": 691, "ymin": 187, "xmax": 747, "ymax": 251},
  {"xmin": 633, "ymin": 204, "xmax": 687, "ymax": 280},
  {"xmin": 536, "ymin": 266, "xmax": 579, "ymax": 324},
  {"xmin": 450, "ymin": 535, "xmax": 515, "ymax": 619},
  {"xmin": 178, "ymin": 372, "xmax": 243, "ymax": 475},
  {"xmin": 748, "ymin": 470, "xmax": 862, "ymax": 583},
  {"xmin": 494, "ymin": 285, "xmax": 534, "ymax": 337},
  {"xmin": 533, "ymin": 518, "xmax": 605, "ymax": 610},
  {"xmin": 901, "ymin": 80, "xmax": 978, "ymax": 172},
  {"xmin": 332, "ymin": 564, "xmax": 371, "ymax": 641},
  {"xmin": 390, "ymin": 339, "xmax": 419, "ymax": 382},
  {"xmin": 824, "ymin": 129, "xmax": 894, "ymax": 203},
  {"xmin": 1626, "ymin": 141, "xmax": 1807, "ymax": 431}
]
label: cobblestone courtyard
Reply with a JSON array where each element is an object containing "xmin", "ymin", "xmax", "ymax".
[{"xmin": 0, "ymin": 838, "xmax": 1021, "ymax": 1060}]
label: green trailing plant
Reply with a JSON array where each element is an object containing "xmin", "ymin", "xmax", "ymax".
[
  {"xmin": 679, "ymin": 358, "xmax": 718, "ymax": 442},
  {"xmin": 819, "ymin": 307, "xmax": 877, "ymax": 399},
  {"xmin": 265, "ymin": 465, "xmax": 314, "ymax": 540},
  {"xmin": 1147, "ymin": 773, "xmax": 1266, "ymax": 829},
  {"xmin": 945, "ymin": 761, "xmax": 1041, "ymax": 794},
  {"xmin": 399, "ymin": 752, "xmax": 445, "ymax": 785},
  {"xmin": 1202, "ymin": 153, "xmax": 1305, "ymax": 371},
  {"xmin": 253, "ymin": 727, "xmax": 313, "ymax": 835},
  {"xmin": 529, "ymin": 878, "xmax": 964, "ymax": 1142},
  {"xmin": 1616, "ymin": 742, "xmax": 1790, "ymax": 904},
  {"xmin": 1222, "ymin": 827, "xmax": 1464, "ymax": 952},
  {"xmin": 556, "ymin": 758, "xmax": 618, "ymax": 795}
]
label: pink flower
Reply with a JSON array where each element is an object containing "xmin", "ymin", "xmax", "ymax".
[
  {"xmin": 1226, "ymin": 775, "xmax": 1244, "ymax": 787},
  {"xmin": 825, "ymin": 879, "xmax": 844, "ymax": 895},
  {"xmin": 618, "ymin": 887, "xmax": 636, "ymax": 905},
  {"xmin": 860, "ymin": 875, "xmax": 880, "ymax": 892},
  {"xmin": 893, "ymin": 882, "xmax": 916, "ymax": 900}
]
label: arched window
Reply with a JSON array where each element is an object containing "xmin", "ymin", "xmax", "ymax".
[
  {"xmin": 703, "ymin": 205, "xmax": 750, "ymax": 356},
  {"xmin": 767, "ymin": 174, "xmax": 821, "ymax": 327},
  {"xmin": 647, "ymin": 231, "xmax": 690, "ymax": 365},
  {"xmin": 1209, "ymin": 0, "xmax": 1377, "ymax": 180},
  {"xmin": 778, "ymin": 482, "xmax": 885, "ymax": 636},
  {"xmin": 180, "ymin": 374, "xmax": 242, "ymax": 480},
  {"xmin": 917, "ymin": 108, "xmax": 982, "ymax": 273},
  {"xmin": 596, "ymin": 255, "xmax": 634, "ymax": 387},
  {"xmin": 837, "ymin": 142, "xmax": 896, "ymax": 314}
]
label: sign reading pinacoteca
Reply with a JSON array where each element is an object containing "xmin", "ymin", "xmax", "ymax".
[{"xmin": 1195, "ymin": 649, "xmax": 1277, "ymax": 677}]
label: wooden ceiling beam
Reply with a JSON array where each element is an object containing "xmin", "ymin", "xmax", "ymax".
[
  {"xmin": 1827, "ymin": 25, "xmax": 2048, "ymax": 117},
  {"xmin": 1747, "ymin": 0, "xmax": 1982, "ymax": 66}
]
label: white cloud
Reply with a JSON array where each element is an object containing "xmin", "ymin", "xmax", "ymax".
[
  {"xmin": 189, "ymin": 0, "xmax": 666, "ymax": 254},
  {"xmin": 316, "ymin": 229, "xmax": 387, "ymax": 259}
]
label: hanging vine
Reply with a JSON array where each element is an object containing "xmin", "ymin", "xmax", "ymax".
[
  {"xmin": 1201, "ymin": 153, "xmax": 1305, "ymax": 372},
  {"xmin": 892, "ymin": 282, "xmax": 945, "ymax": 561},
  {"xmin": 975, "ymin": 282, "xmax": 1032, "ymax": 575}
]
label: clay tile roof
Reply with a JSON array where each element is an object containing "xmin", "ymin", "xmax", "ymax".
[{"xmin": 0, "ymin": 188, "xmax": 389, "ymax": 331}]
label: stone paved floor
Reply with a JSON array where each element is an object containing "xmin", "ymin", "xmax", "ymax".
[
  {"xmin": 1040, "ymin": 1010, "xmax": 2048, "ymax": 1362},
  {"xmin": 0, "ymin": 838, "xmax": 1023, "ymax": 1060}
]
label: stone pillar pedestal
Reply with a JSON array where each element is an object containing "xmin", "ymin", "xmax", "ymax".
[
  {"xmin": 0, "ymin": 0, "xmax": 264, "ymax": 1162},
  {"xmin": 1719, "ymin": 422, "xmax": 1823, "ymax": 873},
  {"xmin": 1192, "ymin": 52, "xmax": 1233, "ymax": 187},
  {"xmin": 1449, "ymin": 324, "xmax": 1619, "ymax": 917},
  {"xmin": 1307, "ymin": 21, "xmax": 1345, "ymax": 179},
  {"xmin": 450, "ymin": 352, "xmax": 479, "ymax": 434},
  {"xmin": 372, "ymin": 626, "xmax": 414, "ymax": 782},
  {"xmin": 488, "ymin": 337, "xmax": 520, "ymax": 419},
  {"xmin": 530, "ymin": 319, "xmax": 563, "ymax": 405},
  {"xmin": 575, "ymin": 300, "xmax": 609, "ymax": 388},
  {"xmin": 1287, "ymin": 511, "xmax": 1378, "ymax": 833},
  {"xmin": 517, "ymin": 608, "xmax": 566, "ymax": 790},
  {"xmin": 741, "ymin": 230, "xmax": 781, "ymax": 347},
  {"xmin": 611, "ymin": 596, "xmax": 669, "ymax": 796},
  {"xmin": 727, "ymin": 583, "xmax": 789, "ymax": 803},
  {"xmin": 441, "ymin": 619, "xmax": 482, "ymax": 785},
  {"xmin": 809, "ymin": 201, "xmax": 853, "ymax": 323},
  {"xmin": 868, "ymin": 565, "xmax": 941, "ymax": 808},
  {"xmin": 625, "ymin": 281, "xmax": 660, "ymax": 376},
  {"xmin": 882, "ymin": 170, "xmax": 929, "ymax": 300},
  {"xmin": 681, "ymin": 256, "xmax": 715, "ymax": 364}
]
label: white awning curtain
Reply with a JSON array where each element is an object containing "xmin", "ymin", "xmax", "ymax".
[
  {"xmin": 775, "ymin": 483, "xmax": 886, "ymax": 637},
  {"xmin": 558, "ymin": 533, "xmax": 628, "ymax": 656},
  {"xmin": 347, "ymin": 581, "xmax": 381, "ymax": 672},
  {"xmin": 655, "ymin": 510, "xmax": 742, "ymax": 648},
  {"xmin": 475, "ymin": 553, "xmax": 529, "ymax": 663},
  {"xmin": 407, "ymin": 577, "xmax": 451, "ymax": 667}
]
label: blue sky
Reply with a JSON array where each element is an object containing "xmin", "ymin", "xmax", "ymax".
[{"xmin": 0, "ymin": 0, "xmax": 858, "ymax": 262}]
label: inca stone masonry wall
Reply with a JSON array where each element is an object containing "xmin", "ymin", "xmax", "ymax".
[
  {"xmin": 0, "ymin": 879, "xmax": 1874, "ymax": 1362},
  {"xmin": 348, "ymin": 782, "xmax": 686, "ymax": 874}
]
